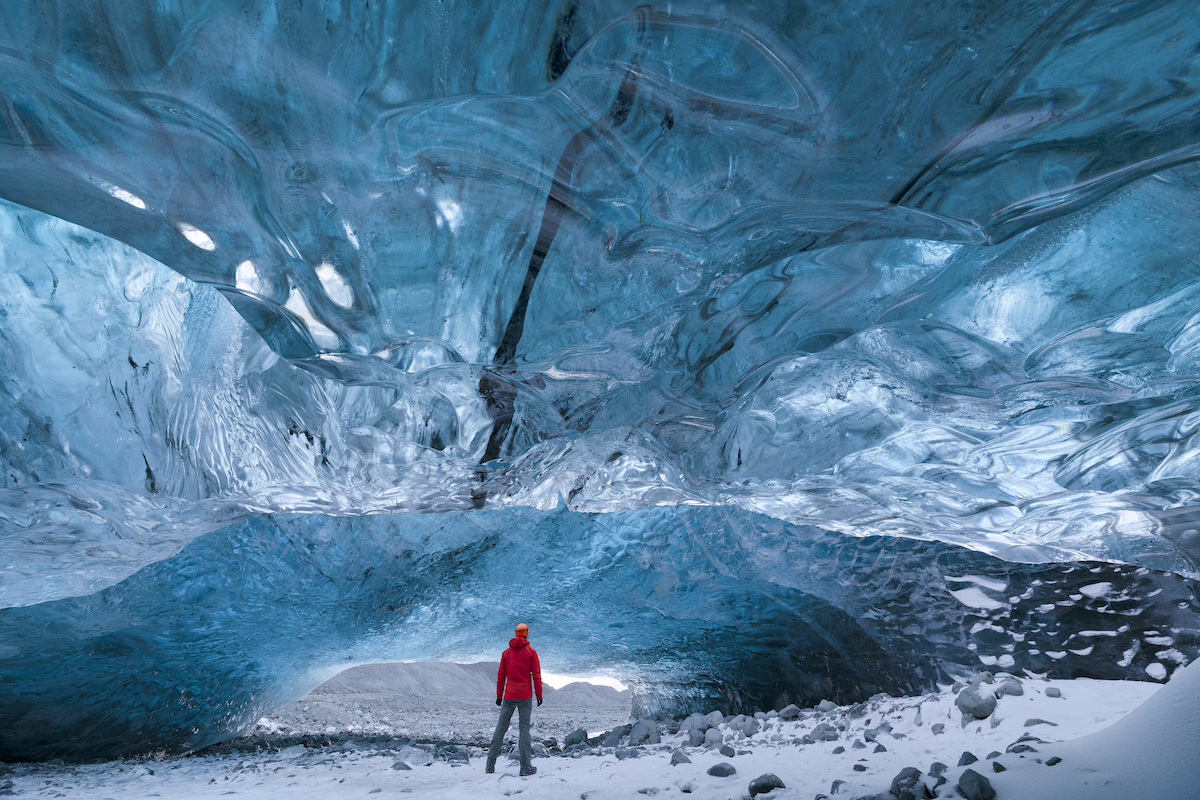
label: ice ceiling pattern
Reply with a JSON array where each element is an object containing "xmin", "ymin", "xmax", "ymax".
[{"xmin": 4, "ymin": 0, "xmax": 1200, "ymax": 760}]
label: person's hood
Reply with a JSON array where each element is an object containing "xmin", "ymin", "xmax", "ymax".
[{"xmin": 509, "ymin": 637, "xmax": 530, "ymax": 649}]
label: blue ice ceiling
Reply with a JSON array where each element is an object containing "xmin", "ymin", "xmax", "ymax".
[{"xmin": 4, "ymin": 0, "xmax": 1200, "ymax": 760}]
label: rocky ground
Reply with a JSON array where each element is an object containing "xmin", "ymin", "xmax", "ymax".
[{"xmin": 1, "ymin": 663, "xmax": 1194, "ymax": 799}]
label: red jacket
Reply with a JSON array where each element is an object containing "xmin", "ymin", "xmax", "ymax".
[{"xmin": 497, "ymin": 637, "xmax": 542, "ymax": 701}]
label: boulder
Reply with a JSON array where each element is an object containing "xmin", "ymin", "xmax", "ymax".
[
  {"xmin": 707, "ymin": 762, "xmax": 737, "ymax": 777},
  {"xmin": 816, "ymin": 699, "xmax": 838, "ymax": 712},
  {"xmin": 957, "ymin": 769, "xmax": 996, "ymax": 800},
  {"xmin": 778, "ymin": 704, "xmax": 801, "ymax": 720},
  {"xmin": 1045, "ymin": 687, "xmax": 1062, "ymax": 698},
  {"xmin": 889, "ymin": 767, "xmax": 930, "ymax": 800},
  {"xmin": 748, "ymin": 773, "xmax": 785, "ymax": 797},
  {"xmin": 719, "ymin": 744, "xmax": 735, "ymax": 757},
  {"xmin": 956, "ymin": 685, "xmax": 997, "ymax": 720},
  {"xmin": 670, "ymin": 749, "xmax": 691, "ymax": 766},
  {"xmin": 391, "ymin": 761, "xmax": 412, "ymax": 771},
  {"xmin": 629, "ymin": 719, "xmax": 658, "ymax": 746},
  {"xmin": 994, "ymin": 675, "xmax": 1024, "ymax": 697},
  {"xmin": 704, "ymin": 728, "xmax": 723, "ymax": 746},
  {"xmin": 958, "ymin": 751, "xmax": 979, "ymax": 767},
  {"xmin": 564, "ymin": 728, "xmax": 588, "ymax": 747},
  {"xmin": 686, "ymin": 728, "xmax": 705, "ymax": 747}
]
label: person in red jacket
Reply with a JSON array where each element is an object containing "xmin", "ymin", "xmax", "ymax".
[{"xmin": 485, "ymin": 622, "xmax": 543, "ymax": 776}]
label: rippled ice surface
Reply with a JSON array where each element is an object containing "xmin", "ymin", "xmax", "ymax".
[{"xmin": 4, "ymin": 0, "xmax": 1200, "ymax": 760}]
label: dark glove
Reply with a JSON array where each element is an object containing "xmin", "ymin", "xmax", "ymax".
[
  {"xmin": 496, "ymin": 698, "xmax": 502, "ymax": 706},
  {"xmin": 537, "ymin": 698, "xmax": 543, "ymax": 706}
]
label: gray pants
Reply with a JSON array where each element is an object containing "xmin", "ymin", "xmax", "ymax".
[{"xmin": 487, "ymin": 697, "xmax": 532, "ymax": 772}]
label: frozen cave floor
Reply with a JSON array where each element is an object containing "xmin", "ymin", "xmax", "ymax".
[{"xmin": 2, "ymin": 663, "xmax": 1197, "ymax": 800}]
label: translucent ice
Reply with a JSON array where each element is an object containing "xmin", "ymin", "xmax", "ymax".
[{"xmin": 4, "ymin": 0, "xmax": 1200, "ymax": 759}]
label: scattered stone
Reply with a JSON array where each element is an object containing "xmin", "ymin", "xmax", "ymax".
[
  {"xmin": 391, "ymin": 761, "xmax": 412, "ymax": 771},
  {"xmin": 889, "ymin": 767, "xmax": 927, "ymax": 800},
  {"xmin": 1007, "ymin": 744, "xmax": 1038, "ymax": 754},
  {"xmin": 670, "ymin": 749, "xmax": 691, "ymax": 766},
  {"xmin": 831, "ymin": 779, "xmax": 846, "ymax": 794},
  {"xmin": 1024, "ymin": 718, "xmax": 1057, "ymax": 727},
  {"xmin": 1046, "ymin": 756, "xmax": 1062, "ymax": 766},
  {"xmin": 1045, "ymin": 687, "xmax": 1062, "ymax": 698},
  {"xmin": 616, "ymin": 747, "xmax": 640, "ymax": 760},
  {"xmin": 748, "ymin": 772, "xmax": 786, "ymax": 797},
  {"xmin": 703, "ymin": 710, "xmax": 725, "ymax": 728},
  {"xmin": 564, "ymin": 728, "xmax": 588, "ymax": 747},
  {"xmin": 852, "ymin": 739, "xmax": 867, "ymax": 750},
  {"xmin": 863, "ymin": 722, "xmax": 892, "ymax": 742},
  {"xmin": 994, "ymin": 676, "xmax": 1024, "ymax": 697},
  {"xmin": 629, "ymin": 719, "xmax": 659, "ymax": 746},
  {"xmin": 742, "ymin": 717, "xmax": 761, "ymax": 736},
  {"xmin": 778, "ymin": 704, "xmax": 801, "ymax": 720},
  {"xmin": 957, "ymin": 769, "xmax": 996, "ymax": 800},
  {"xmin": 929, "ymin": 762, "xmax": 947, "ymax": 776},
  {"xmin": 874, "ymin": 744, "xmax": 887, "ymax": 753},
  {"xmin": 809, "ymin": 722, "xmax": 840, "ymax": 742},
  {"xmin": 992, "ymin": 761, "xmax": 1006, "ymax": 773},
  {"xmin": 832, "ymin": 746, "xmax": 845, "ymax": 754},
  {"xmin": 956, "ymin": 685, "xmax": 997, "ymax": 720},
  {"xmin": 707, "ymin": 762, "xmax": 737, "ymax": 778},
  {"xmin": 704, "ymin": 728, "xmax": 723, "ymax": 747},
  {"xmin": 853, "ymin": 763, "xmax": 867, "ymax": 772},
  {"xmin": 719, "ymin": 744, "xmax": 735, "ymax": 758},
  {"xmin": 958, "ymin": 751, "xmax": 979, "ymax": 767},
  {"xmin": 985, "ymin": 751, "xmax": 1001, "ymax": 760},
  {"xmin": 816, "ymin": 700, "xmax": 838, "ymax": 712},
  {"xmin": 969, "ymin": 671, "xmax": 995, "ymax": 686},
  {"xmin": 930, "ymin": 723, "xmax": 945, "ymax": 735},
  {"xmin": 686, "ymin": 728, "xmax": 705, "ymax": 747}
]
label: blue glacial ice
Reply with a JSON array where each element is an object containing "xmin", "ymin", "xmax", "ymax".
[{"xmin": 4, "ymin": 0, "xmax": 1200, "ymax": 760}]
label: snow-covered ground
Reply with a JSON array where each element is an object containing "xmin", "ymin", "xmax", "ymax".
[{"xmin": 2, "ymin": 663, "xmax": 1196, "ymax": 800}]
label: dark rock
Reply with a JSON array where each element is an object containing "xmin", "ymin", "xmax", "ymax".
[
  {"xmin": 629, "ymin": 719, "xmax": 658, "ymax": 746},
  {"xmin": 391, "ymin": 761, "xmax": 412, "ymax": 771},
  {"xmin": 615, "ymin": 747, "xmax": 640, "ymax": 760},
  {"xmin": 985, "ymin": 751, "xmax": 1001, "ymax": 760},
  {"xmin": 748, "ymin": 773, "xmax": 786, "ymax": 797},
  {"xmin": 831, "ymin": 778, "xmax": 846, "ymax": 794},
  {"xmin": 1047, "ymin": 756, "xmax": 1062, "ymax": 766},
  {"xmin": 957, "ymin": 769, "xmax": 996, "ymax": 800},
  {"xmin": 778, "ymin": 704, "xmax": 801, "ymax": 720},
  {"xmin": 930, "ymin": 723, "xmax": 945, "ymax": 735},
  {"xmin": 864, "ymin": 723, "xmax": 892, "ymax": 742},
  {"xmin": 832, "ymin": 746, "xmax": 845, "ymax": 754},
  {"xmin": 873, "ymin": 744, "xmax": 887, "ymax": 753},
  {"xmin": 958, "ymin": 751, "xmax": 979, "ymax": 767},
  {"xmin": 928, "ymin": 762, "xmax": 947, "ymax": 776},
  {"xmin": 564, "ymin": 728, "xmax": 588, "ymax": 747},
  {"xmin": 852, "ymin": 739, "xmax": 867, "ymax": 750},
  {"xmin": 707, "ymin": 762, "xmax": 737, "ymax": 778},
  {"xmin": 956, "ymin": 685, "xmax": 997, "ymax": 720},
  {"xmin": 719, "ymin": 744, "xmax": 736, "ymax": 757},
  {"xmin": 1007, "ymin": 744, "xmax": 1038, "ymax": 754},
  {"xmin": 670, "ymin": 749, "xmax": 691, "ymax": 766},
  {"xmin": 853, "ymin": 763, "xmax": 867, "ymax": 772},
  {"xmin": 1024, "ymin": 718, "xmax": 1057, "ymax": 727},
  {"xmin": 889, "ymin": 767, "xmax": 927, "ymax": 800},
  {"xmin": 1045, "ymin": 687, "xmax": 1062, "ymax": 698},
  {"xmin": 992, "ymin": 761, "xmax": 1006, "ymax": 773}
]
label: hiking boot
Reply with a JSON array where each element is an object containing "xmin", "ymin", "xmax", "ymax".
[{"xmin": 519, "ymin": 766, "xmax": 537, "ymax": 776}]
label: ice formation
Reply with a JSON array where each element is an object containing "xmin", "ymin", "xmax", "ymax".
[{"xmin": 3, "ymin": 0, "xmax": 1200, "ymax": 760}]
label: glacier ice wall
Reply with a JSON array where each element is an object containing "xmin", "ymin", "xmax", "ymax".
[
  {"xmin": 3, "ymin": 506, "xmax": 1198, "ymax": 761},
  {"xmin": 4, "ymin": 0, "xmax": 1200, "ymax": 760}
]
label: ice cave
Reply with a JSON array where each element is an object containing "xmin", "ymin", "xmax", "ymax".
[{"xmin": 2, "ymin": 0, "xmax": 1200, "ymax": 763}]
